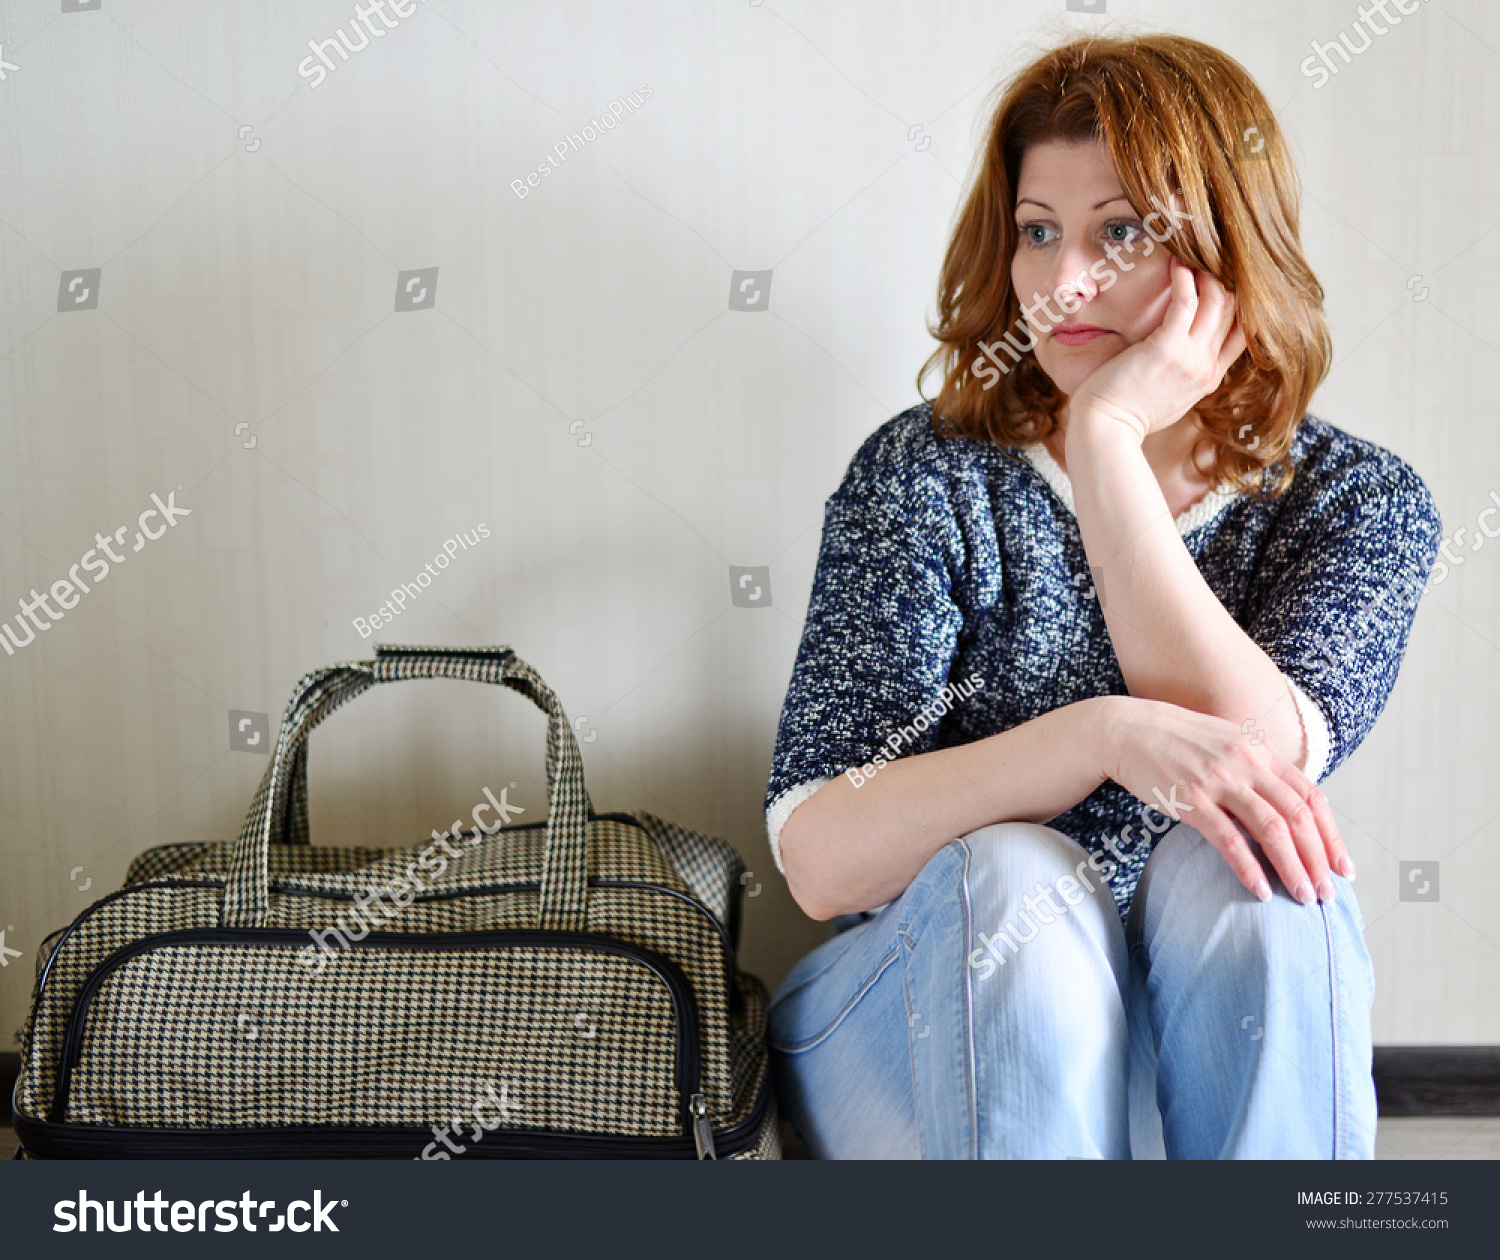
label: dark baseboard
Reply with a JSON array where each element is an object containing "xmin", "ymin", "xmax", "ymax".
[
  {"xmin": 1373, "ymin": 1046, "xmax": 1500, "ymax": 1117},
  {"xmin": 2, "ymin": 1052, "xmax": 18, "ymax": 1120},
  {"xmin": 4, "ymin": 1047, "xmax": 1496, "ymax": 1127}
]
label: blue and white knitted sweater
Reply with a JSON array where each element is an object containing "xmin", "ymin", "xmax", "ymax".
[{"xmin": 765, "ymin": 403, "xmax": 1442, "ymax": 915}]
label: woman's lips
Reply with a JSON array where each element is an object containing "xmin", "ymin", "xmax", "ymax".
[{"xmin": 1051, "ymin": 325, "xmax": 1111, "ymax": 345}]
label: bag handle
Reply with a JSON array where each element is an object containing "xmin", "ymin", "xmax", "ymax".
[
  {"xmin": 265, "ymin": 652, "xmax": 589, "ymax": 848},
  {"xmin": 221, "ymin": 645, "xmax": 594, "ymax": 932}
]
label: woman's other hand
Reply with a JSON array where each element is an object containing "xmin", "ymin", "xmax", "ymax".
[
  {"xmin": 1068, "ymin": 256, "xmax": 1247, "ymax": 442},
  {"xmin": 1096, "ymin": 693, "xmax": 1352, "ymax": 904}
]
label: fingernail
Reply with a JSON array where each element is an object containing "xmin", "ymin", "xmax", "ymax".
[
  {"xmin": 1292, "ymin": 879, "xmax": 1316, "ymax": 906},
  {"xmin": 1337, "ymin": 855, "xmax": 1357, "ymax": 880},
  {"xmin": 1316, "ymin": 877, "xmax": 1336, "ymax": 904},
  {"xmin": 1252, "ymin": 879, "xmax": 1272, "ymax": 902}
]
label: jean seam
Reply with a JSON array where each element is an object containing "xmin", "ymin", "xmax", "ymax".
[
  {"xmin": 768, "ymin": 924, "xmax": 881, "ymax": 1012},
  {"xmin": 958, "ymin": 837, "xmax": 977, "ymax": 1159},
  {"xmin": 768, "ymin": 944, "xmax": 902, "ymax": 1053},
  {"xmin": 1322, "ymin": 901, "xmax": 1344, "ymax": 1159},
  {"xmin": 900, "ymin": 947, "xmax": 924, "ymax": 1159}
]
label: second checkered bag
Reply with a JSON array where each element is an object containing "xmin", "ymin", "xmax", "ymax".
[{"xmin": 11, "ymin": 645, "xmax": 780, "ymax": 1159}]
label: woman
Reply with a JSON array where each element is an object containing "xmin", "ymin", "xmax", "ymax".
[{"xmin": 762, "ymin": 33, "xmax": 1441, "ymax": 1159}]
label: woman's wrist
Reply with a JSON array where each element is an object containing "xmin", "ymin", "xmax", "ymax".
[
  {"xmin": 1064, "ymin": 404, "xmax": 1149, "ymax": 457},
  {"xmin": 1086, "ymin": 694, "xmax": 1132, "ymax": 785}
]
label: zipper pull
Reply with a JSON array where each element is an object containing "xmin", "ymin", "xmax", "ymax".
[{"xmin": 690, "ymin": 1092, "xmax": 717, "ymax": 1160}]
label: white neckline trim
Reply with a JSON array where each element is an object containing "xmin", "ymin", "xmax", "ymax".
[{"xmin": 1020, "ymin": 442, "xmax": 1243, "ymax": 536}]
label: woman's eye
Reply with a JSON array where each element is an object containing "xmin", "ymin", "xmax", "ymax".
[
  {"xmin": 1015, "ymin": 219, "xmax": 1146, "ymax": 250},
  {"xmin": 1106, "ymin": 219, "xmax": 1146, "ymax": 246}
]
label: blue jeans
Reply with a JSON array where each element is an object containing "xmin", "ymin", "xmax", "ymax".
[{"xmin": 768, "ymin": 821, "xmax": 1376, "ymax": 1159}]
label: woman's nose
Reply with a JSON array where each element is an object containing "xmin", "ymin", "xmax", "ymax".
[{"xmin": 1049, "ymin": 246, "xmax": 1099, "ymax": 310}]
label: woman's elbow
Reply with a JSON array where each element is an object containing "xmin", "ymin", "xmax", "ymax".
[
  {"xmin": 787, "ymin": 875, "xmax": 836, "ymax": 922},
  {"xmin": 779, "ymin": 810, "xmax": 838, "ymax": 922}
]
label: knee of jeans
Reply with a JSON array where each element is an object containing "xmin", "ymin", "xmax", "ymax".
[
  {"xmin": 1136, "ymin": 823, "xmax": 1240, "ymax": 934},
  {"xmin": 1136, "ymin": 820, "xmax": 1213, "ymax": 889},
  {"xmin": 957, "ymin": 821, "xmax": 1122, "ymax": 943},
  {"xmin": 1142, "ymin": 822, "xmax": 1368, "ymax": 982}
]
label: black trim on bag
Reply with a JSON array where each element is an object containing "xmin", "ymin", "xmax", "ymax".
[
  {"xmin": 58, "ymin": 815, "xmax": 742, "ymax": 1005},
  {"xmin": 13, "ymin": 1068, "xmax": 773, "ymax": 1160},
  {"xmin": 268, "ymin": 876, "xmax": 737, "ymax": 1009},
  {"xmin": 372, "ymin": 646, "xmax": 516, "ymax": 663},
  {"xmin": 33, "ymin": 879, "xmax": 227, "ymax": 998},
  {"xmin": 35, "ymin": 866, "xmax": 737, "ymax": 1014},
  {"xmin": 24, "ymin": 819, "xmax": 750, "ymax": 1149},
  {"xmin": 47, "ymin": 928, "xmax": 702, "ymax": 1134}
]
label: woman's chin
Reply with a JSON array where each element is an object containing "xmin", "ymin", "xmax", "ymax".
[{"xmin": 1035, "ymin": 360, "xmax": 1095, "ymax": 399}]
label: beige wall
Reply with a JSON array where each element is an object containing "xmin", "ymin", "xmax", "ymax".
[{"xmin": 1, "ymin": 0, "xmax": 1494, "ymax": 1048}]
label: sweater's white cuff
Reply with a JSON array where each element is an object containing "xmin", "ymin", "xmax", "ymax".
[
  {"xmin": 765, "ymin": 776, "xmax": 835, "ymax": 876},
  {"xmin": 1282, "ymin": 672, "xmax": 1332, "ymax": 782}
]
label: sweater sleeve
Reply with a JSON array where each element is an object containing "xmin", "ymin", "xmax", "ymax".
[
  {"xmin": 764, "ymin": 433, "xmax": 967, "ymax": 866},
  {"xmin": 1247, "ymin": 454, "xmax": 1441, "ymax": 781},
  {"xmin": 1283, "ymin": 671, "xmax": 1333, "ymax": 781},
  {"xmin": 764, "ymin": 775, "xmax": 833, "ymax": 876}
]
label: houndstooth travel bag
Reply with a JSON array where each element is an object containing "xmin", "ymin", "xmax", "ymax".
[{"xmin": 12, "ymin": 645, "xmax": 780, "ymax": 1160}]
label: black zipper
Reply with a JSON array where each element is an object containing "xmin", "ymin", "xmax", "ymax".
[
  {"xmin": 47, "ymin": 928, "xmax": 701, "ymax": 1135},
  {"xmin": 269, "ymin": 876, "xmax": 736, "ymax": 1008},
  {"xmin": 34, "ymin": 879, "xmax": 225, "ymax": 992},
  {"xmin": 36, "ymin": 865, "xmax": 739, "ymax": 1011},
  {"xmin": 13, "ymin": 1068, "xmax": 772, "ymax": 1160},
  {"xmin": 121, "ymin": 809, "xmax": 742, "ymax": 996},
  {"xmin": 25, "ymin": 826, "xmax": 757, "ymax": 1158}
]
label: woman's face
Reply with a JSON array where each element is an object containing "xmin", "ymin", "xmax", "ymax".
[{"xmin": 1009, "ymin": 137, "xmax": 1176, "ymax": 400}]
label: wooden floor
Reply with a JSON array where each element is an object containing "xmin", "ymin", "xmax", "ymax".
[
  {"xmin": 777, "ymin": 1118, "xmax": 1500, "ymax": 1159},
  {"xmin": 3, "ymin": 1118, "xmax": 1496, "ymax": 1159}
]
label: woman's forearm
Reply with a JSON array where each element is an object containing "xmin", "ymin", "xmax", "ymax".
[
  {"xmin": 778, "ymin": 697, "xmax": 1114, "ymax": 920},
  {"xmin": 1064, "ymin": 412, "xmax": 1306, "ymax": 766}
]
